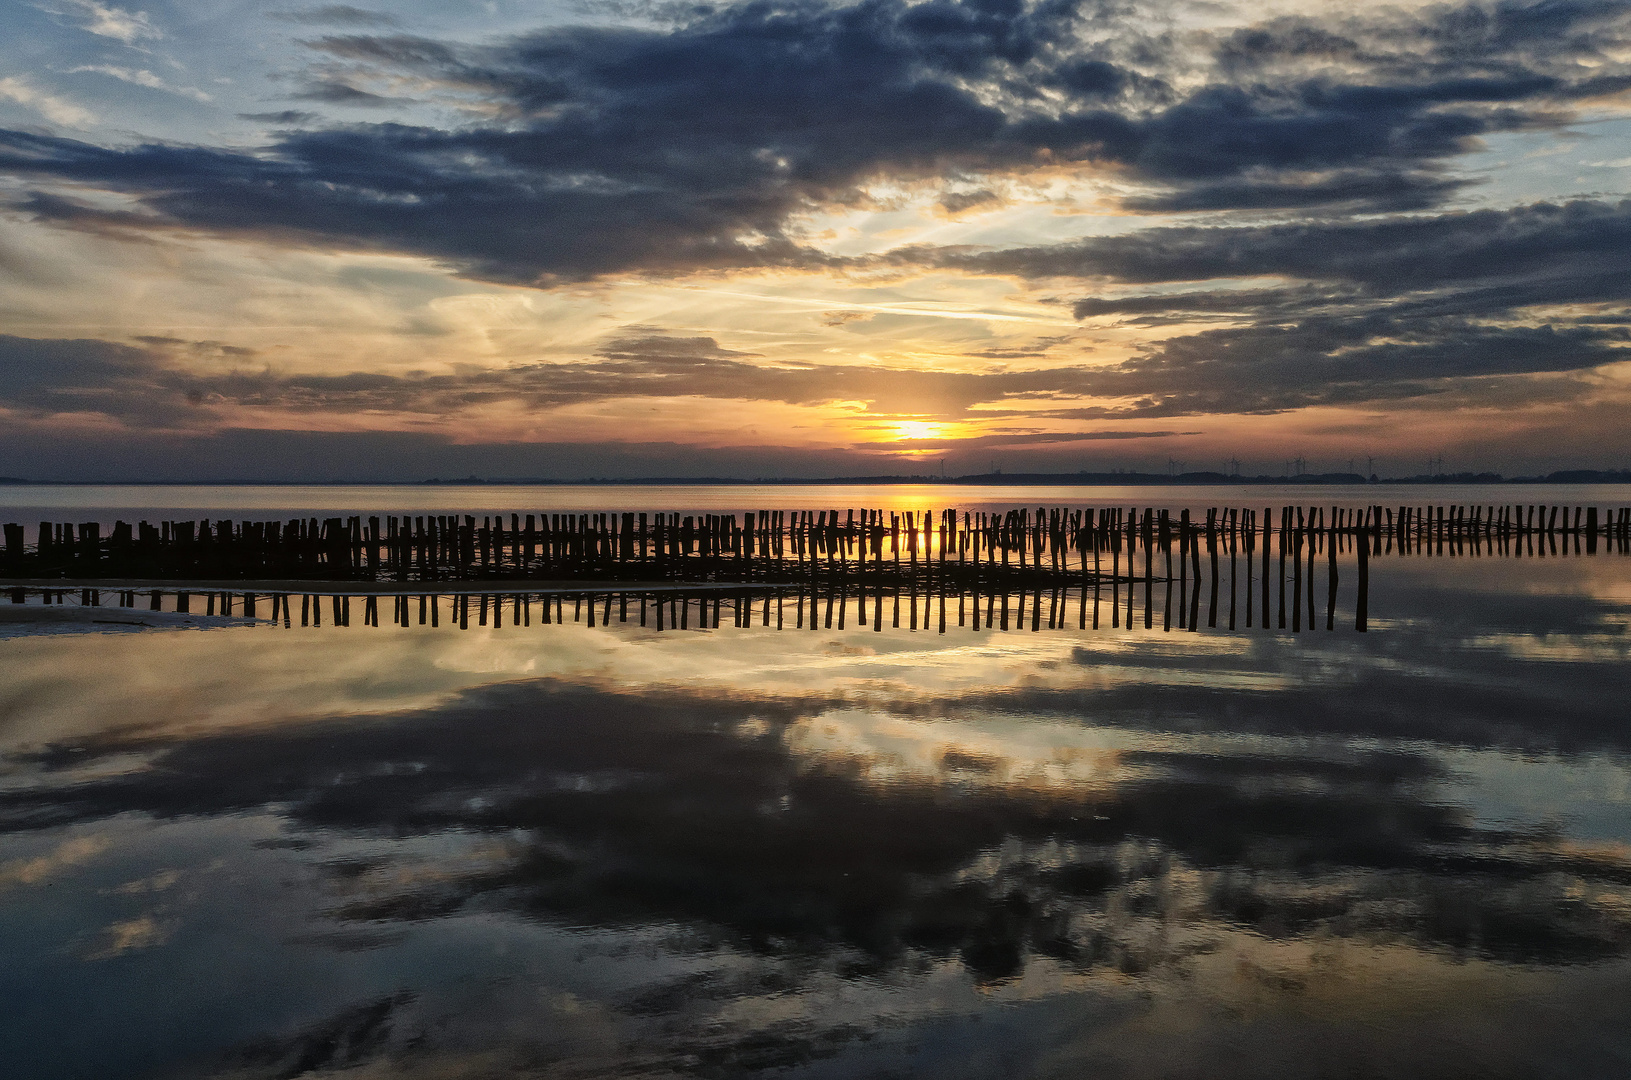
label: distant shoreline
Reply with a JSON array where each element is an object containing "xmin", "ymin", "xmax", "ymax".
[{"xmin": 2, "ymin": 470, "xmax": 1629, "ymax": 487}]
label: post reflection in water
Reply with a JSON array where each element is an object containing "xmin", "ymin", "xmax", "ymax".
[{"xmin": 1, "ymin": 554, "xmax": 1630, "ymax": 1078}]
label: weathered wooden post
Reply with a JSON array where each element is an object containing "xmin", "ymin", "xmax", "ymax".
[
  {"xmin": 2, "ymin": 523, "xmax": 21, "ymax": 572},
  {"xmin": 1291, "ymin": 508, "xmax": 1303, "ymax": 633},
  {"xmin": 1356, "ymin": 518, "xmax": 1369, "ymax": 632},
  {"xmin": 1326, "ymin": 511, "xmax": 1338, "ymax": 631},
  {"xmin": 1207, "ymin": 509, "xmax": 1220, "ymax": 629}
]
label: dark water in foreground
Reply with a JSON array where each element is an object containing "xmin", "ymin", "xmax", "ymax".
[{"xmin": 2, "ymin": 544, "xmax": 1630, "ymax": 1077}]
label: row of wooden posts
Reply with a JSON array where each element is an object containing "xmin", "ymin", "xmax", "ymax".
[
  {"xmin": 3, "ymin": 503, "xmax": 1628, "ymax": 584},
  {"xmin": 8, "ymin": 540, "xmax": 1368, "ymax": 634}
]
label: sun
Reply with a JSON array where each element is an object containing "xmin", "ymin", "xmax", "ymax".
[{"xmin": 893, "ymin": 421, "xmax": 941, "ymax": 441}]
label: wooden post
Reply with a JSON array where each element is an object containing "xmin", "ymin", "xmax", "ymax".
[
  {"xmin": 1355, "ymin": 521, "xmax": 1369, "ymax": 632},
  {"xmin": 1326, "ymin": 510, "xmax": 1338, "ymax": 631},
  {"xmin": 1244, "ymin": 509, "xmax": 1255, "ymax": 628},
  {"xmin": 1091, "ymin": 514, "xmax": 1101, "ymax": 630},
  {"xmin": 1277, "ymin": 507, "xmax": 1287, "ymax": 630},
  {"xmin": 1207, "ymin": 509, "xmax": 1219, "ymax": 629},
  {"xmin": 1160, "ymin": 509, "xmax": 1173, "ymax": 632}
]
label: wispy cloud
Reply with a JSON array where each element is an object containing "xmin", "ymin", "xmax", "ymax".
[
  {"xmin": 269, "ymin": 5, "xmax": 400, "ymax": 29},
  {"xmin": 670, "ymin": 288, "xmax": 1080, "ymax": 328},
  {"xmin": 52, "ymin": 0, "xmax": 161, "ymax": 43},
  {"xmin": 0, "ymin": 75, "xmax": 94, "ymax": 126},
  {"xmin": 68, "ymin": 65, "xmax": 211, "ymax": 102}
]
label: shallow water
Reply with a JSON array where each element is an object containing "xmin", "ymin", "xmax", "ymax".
[
  {"xmin": 2, "ymin": 512, "xmax": 1630, "ymax": 1077},
  {"xmin": 5, "ymin": 480, "xmax": 1630, "ymax": 525}
]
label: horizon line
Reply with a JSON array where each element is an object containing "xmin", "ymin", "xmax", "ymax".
[{"xmin": 3, "ymin": 469, "xmax": 1631, "ymax": 488}]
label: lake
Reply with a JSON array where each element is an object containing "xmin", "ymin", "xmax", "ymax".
[{"xmin": 2, "ymin": 485, "xmax": 1628, "ymax": 1078}]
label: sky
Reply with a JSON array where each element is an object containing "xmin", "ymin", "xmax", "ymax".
[{"xmin": 0, "ymin": 0, "xmax": 1627, "ymax": 481}]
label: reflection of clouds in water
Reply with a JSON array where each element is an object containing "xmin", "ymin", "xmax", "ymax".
[
  {"xmin": 1455, "ymin": 632, "xmax": 1631, "ymax": 664},
  {"xmin": 0, "ymin": 619, "xmax": 1252, "ymax": 756},
  {"xmin": 2, "ymin": 554, "xmax": 1631, "ymax": 1076},
  {"xmin": 782, "ymin": 708, "xmax": 1139, "ymax": 793},
  {"xmin": 6, "ymin": 677, "xmax": 1628, "ymax": 975},
  {"xmin": 1385, "ymin": 552, "xmax": 1631, "ymax": 605},
  {"xmin": 79, "ymin": 913, "xmax": 170, "ymax": 961},
  {"xmin": 0, "ymin": 834, "xmax": 109, "ymax": 889}
]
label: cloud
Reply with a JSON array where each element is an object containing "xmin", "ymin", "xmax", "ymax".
[
  {"xmin": 971, "ymin": 199, "xmax": 1631, "ymax": 296},
  {"xmin": 0, "ymin": 331, "xmax": 1079, "ymax": 426},
  {"xmin": 67, "ymin": 65, "xmax": 211, "ymax": 102},
  {"xmin": 269, "ymin": 5, "xmax": 401, "ymax": 28},
  {"xmin": 0, "ymin": 76, "xmax": 94, "ymax": 127},
  {"xmin": 237, "ymin": 110, "xmax": 321, "ymax": 124},
  {"xmin": 54, "ymin": 0, "xmax": 160, "ymax": 43},
  {"xmin": 873, "ymin": 429, "xmax": 1187, "ymax": 450},
  {"xmin": 1061, "ymin": 318, "xmax": 1628, "ymax": 417},
  {"xmin": 1, "ymin": 0, "xmax": 1626, "ymax": 283},
  {"xmin": 1, "ymin": 298, "xmax": 1624, "ymax": 441},
  {"xmin": 1120, "ymin": 169, "xmax": 1473, "ymax": 214},
  {"xmin": 1, "ymin": 0, "xmax": 1627, "ymax": 458},
  {"xmin": 289, "ymin": 80, "xmax": 403, "ymax": 106},
  {"xmin": 961, "ymin": 199, "xmax": 1631, "ymax": 414}
]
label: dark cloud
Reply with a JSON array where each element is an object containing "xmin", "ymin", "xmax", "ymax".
[
  {"xmin": 1070, "ymin": 285, "xmax": 1345, "ymax": 321},
  {"xmin": 236, "ymin": 109, "xmax": 322, "ymax": 124},
  {"xmin": 966, "ymin": 199, "xmax": 1631, "ymax": 416},
  {"xmin": 1, "ymin": 302, "xmax": 1624, "ymax": 441},
  {"xmin": 877, "ymin": 429, "xmax": 1187, "ymax": 450},
  {"xmin": 1, "ymin": 0, "xmax": 1626, "ymax": 282},
  {"xmin": 270, "ymin": 5, "xmax": 402, "ymax": 28},
  {"xmin": 0, "ymin": 334, "xmax": 164, "ymax": 413},
  {"xmin": 290, "ymin": 80, "xmax": 404, "ymax": 106},
  {"xmin": 938, "ymin": 188, "xmax": 1002, "ymax": 215},
  {"xmin": 977, "ymin": 199, "xmax": 1631, "ymax": 294},
  {"xmin": 0, "ymin": 332, "xmax": 1037, "ymax": 423},
  {"xmin": 0, "ymin": 330, "xmax": 1028, "ymax": 423},
  {"xmin": 1120, "ymin": 169, "xmax": 1473, "ymax": 214},
  {"xmin": 1066, "ymin": 319, "xmax": 1626, "ymax": 417},
  {"xmin": 0, "ymin": 422, "xmax": 950, "ymax": 481}
]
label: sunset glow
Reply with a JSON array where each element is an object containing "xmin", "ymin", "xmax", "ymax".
[{"xmin": 0, "ymin": 0, "xmax": 1626, "ymax": 480}]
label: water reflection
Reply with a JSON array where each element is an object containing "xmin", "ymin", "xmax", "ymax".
[{"xmin": 1, "ymin": 555, "xmax": 1629, "ymax": 1077}]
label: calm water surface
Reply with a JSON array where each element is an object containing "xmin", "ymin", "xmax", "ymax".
[
  {"xmin": 2, "ymin": 497, "xmax": 1629, "ymax": 1078},
  {"xmin": 5, "ymin": 481, "xmax": 1631, "ymax": 524}
]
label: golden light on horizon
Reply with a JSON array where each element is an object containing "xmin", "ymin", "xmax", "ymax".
[{"xmin": 892, "ymin": 421, "xmax": 943, "ymax": 441}]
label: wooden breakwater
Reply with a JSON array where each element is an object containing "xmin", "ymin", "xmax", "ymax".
[
  {"xmin": 3, "ymin": 502, "xmax": 1628, "ymax": 589},
  {"xmin": 5, "ymin": 570, "xmax": 1350, "ymax": 635},
  {"xmin": 12, "ymin": 499, "xmax": 1626, "ymax": 634}
]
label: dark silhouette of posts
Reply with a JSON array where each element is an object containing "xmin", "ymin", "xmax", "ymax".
[
  {"xmin": 1261, "ymin": 508, "xmax": 1272, "ymax": 631},
  {"xmin": 1326, "ymin": 511, "xmax": 1338, "ymax": 631},
  {"xmin": 1207, "ymin": 509, "xmax": 1219, "ymax": 628},
  {"xmin": 1143, "ymin": 508, "xmax": 1154, "ymax": 630},
  {"xmin": 1178, "ymin": 510, "xmax": 1189, "ymax": 629},
  {"xmin": 1291, "ymin": 508, "xmax": 1303, "ymax": 632},
  {"xmin": 1356, "ymin": 511, "xmax": 1369, "ymax": 632},
  {"xmin": 1278, "ymin": 507, "xmax": 1288, "ymax": 630}
]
